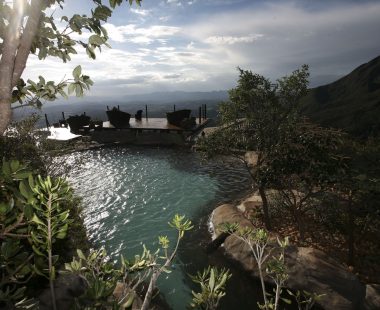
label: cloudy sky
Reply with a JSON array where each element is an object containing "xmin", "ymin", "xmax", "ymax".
[{"xmin": 24, "ymin": 0, "xmax": 380, "ymax": 98}]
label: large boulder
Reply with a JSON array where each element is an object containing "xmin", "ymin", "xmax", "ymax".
[
  {"xmin": 211, "ymin": 204, "xmax": 367, "ymax": 310},
  {"xmin": 364, "ymin": 284, "xmax": 380, "ymax": 309}
]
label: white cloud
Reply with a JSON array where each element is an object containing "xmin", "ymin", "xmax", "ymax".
[
  {"xmin": 103, "ymin": 23, "xmax": 181, "ymax": 44},
  {"xmin": 130, "ymin": 8, "xmax": 151, "ymax": 16},
  {"xmin": 167, "ymin": 0, "xmax": 182, "ymax": 5},
  {"xmin": 156, "ymin": 47, "xmax": 176, "ymax": 51},
  {"xmin": 23, "ymin": 1, "xmax": 380, "ymax": 96},
  {"xmin": 159, "ymin": 16, "xmax": 170, "ymax": 22},
  {"xmin": 205, "ymin": 34, "xmax": 263, "ymax": 45},
  {"xmin": 185, "ymin": 2, "xmax": 380, "ymax": 81}
]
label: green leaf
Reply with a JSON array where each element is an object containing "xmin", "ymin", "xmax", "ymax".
[
  {"xmin": 77, "ymin": 249, "xmax": 86, "ymax": 260},
  {"xmin": 86, "ymin": 46, "xmax": 96, "ymax": 59},
  {"xmin": 31, "ymin": 214, "xmax": 45, "ymax": 226},
  {"xmin": 209, "ymin": 268, "xmax": 215, "ymax": 292},
  {"xmin": 72, "ymin": 65, "xmax": 82, "ymax": 79},
  {"xmin": 19, "ymin": 180, "xmax": 33, "ymax": 200},
  {"xmin": 56, "ymin": 224, "xmax": 68, "ymax": 239},
  {"xmin": 10, "ymin": 160, "xmax": 20, "ymax": 172},
  {"xmin": 0, "ymin": 202, "xmax": 8, "ymax": 214},
  {"xmin": 122, "ymin": 293, "xmax": 135, "ymax": 308},
  {"xmin": 89, "ymin": 34, "xmax": 104, "ymax": 46},
  {"xmin": 38, "ymin": 76, "xmax": 46, "ymax": 85},
  {"xmin": 14, "ymin": 171, "xmax": 31, "ymax": 179},
  {"xmin": 32, "ymin": 245, "xmax": 45, "ymax": 257},
  {"xmin": 68, "ymin": 83, "xmax": 76, "ymax": 95},
  {"xmin": 75, "ymin": 84, "xmax": 83, "ymax": 97}
]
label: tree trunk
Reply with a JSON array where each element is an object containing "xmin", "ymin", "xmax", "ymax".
[
  {"xmin": 0, "ymin": 97, "xmax": 12, "ymax": 134},
  {"xmin": 0, "ymin": 5, "xmax": 22, "ymax": 134},
  {"xmin": 0, "ymin": 0, "xmax": 43, "ymax": 135},
  {"xmin": 141, "ymin": 271, "xmax": 159, "ymax": 310},
  {"xmin": 259, "ymin": 186, "xmax": 271, "ymax": 230}
]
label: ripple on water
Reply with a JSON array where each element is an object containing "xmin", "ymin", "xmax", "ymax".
[{"xmin": 64, "ymin": 147, "xmax": 252, "ymax": 310}]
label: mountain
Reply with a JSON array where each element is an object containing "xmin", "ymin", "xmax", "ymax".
[{"xmin": 301, "ymin": 55, "xmax": 380, "ymax": 137}]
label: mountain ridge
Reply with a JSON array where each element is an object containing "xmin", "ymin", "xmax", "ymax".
[{"xmin": 301, "ymin": 55, "xmax": 380, "ymax": 137}]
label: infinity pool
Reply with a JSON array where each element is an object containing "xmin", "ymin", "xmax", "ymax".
[{"xmin": 64, "ymin": 146, "xmax": 254, "ymax": 309}]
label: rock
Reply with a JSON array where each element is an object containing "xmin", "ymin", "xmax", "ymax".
[
  {"xmin": 39, "ymin": 274, "xmax": 86, "ymax": 310},
  {"xmin": 364, "ymin": 284, "xmax": 380, "ymax": 309},
  {"xmin": 244, "ymin": 151, "xmax": 258, "ymax": 166},
  {"xmin": 113, "ymin": 282, "xmax": 143, "ymax": 310},
  {"xmin": 211, "ymin": 204, "xmax": 367, "ymax": 310}
]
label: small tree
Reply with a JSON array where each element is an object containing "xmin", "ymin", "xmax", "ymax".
[
  {"xmin": 28, "ymin": 175, "xmax": 72, "ymax": 310},
  {"xmin": 190, "ymin": 267, "xmax": 231, "ymax": 310},
  {"xmin": 64, "ymin": 214, "xmax": 193, "ymax": 310},
  {"xmin": 220, "ymin": 223, "xmax": 289, "ymax": 310},
  {"xmin": 198, "ymin": 66, "xmax": 310, "ymax": 229}
]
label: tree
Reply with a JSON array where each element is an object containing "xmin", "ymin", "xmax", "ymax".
[
  {"xmin": 198, "ymin": 66, "xmax": 310, "ymax": 229},
  {"xmin": 0, "ymin": 0, "xmax": 141, "ymax": 134}
]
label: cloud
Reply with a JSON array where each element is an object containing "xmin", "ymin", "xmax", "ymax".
[
  {"xmin": 185, "ymin": 1, "xmax": 380, "ymax": 83},
  {"xmin": 103, "ymin": 23, "xmax": 181, "ymax": 44},
  {"xmin": 167, "ymin": 0, "xmax": 182, "ymax": 6},
  {"xmin": 130, "ymin": 8, "xmax": 151, "ymax": 16},
  {"xmin": 23, "ymin": 1, "xmax": 380, "ymax": 97},
  {"xmin": 205, "ymin": 34, "xmax": 263, "ymax": 45}
]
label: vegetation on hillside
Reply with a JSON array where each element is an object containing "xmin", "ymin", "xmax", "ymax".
[{"xmin": 301, "ymin": 55, "xmax": 380, "ymax": 137}]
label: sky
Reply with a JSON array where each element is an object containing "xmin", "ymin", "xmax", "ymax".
[{"xmin": 24, "ymin": 0, "xmax": 380, "ymax": 98}]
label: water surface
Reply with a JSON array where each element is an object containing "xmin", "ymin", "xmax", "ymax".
[{"xmin": 64, "ymin": 146, "xmax": 254, "ymax": 309}]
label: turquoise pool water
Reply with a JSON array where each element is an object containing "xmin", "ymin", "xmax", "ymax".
[{"xmin": 64, "ymin": 146, "xmax": 253, "ymax": 309}]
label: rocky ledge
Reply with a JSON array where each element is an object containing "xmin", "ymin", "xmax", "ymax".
[{"xmin": 210, "ymin": 201, "xmax": 379, "ymax": 310}]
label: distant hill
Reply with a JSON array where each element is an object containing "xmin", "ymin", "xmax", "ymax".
[
  {"xmin": 301, "ymin": 55, "xmax": 380, "ymax": 137},
  {"xmin": 121, "ymin": 90, "xmax": 228, "ymax": 103},
  {"xmin": 12, "ymin": 91, "xmax": 227, "ymax": 128}
]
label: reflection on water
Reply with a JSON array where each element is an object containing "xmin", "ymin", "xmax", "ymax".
[{"xmin": 63, "ymin": 146, "xmax": 253, "ymax": 309}]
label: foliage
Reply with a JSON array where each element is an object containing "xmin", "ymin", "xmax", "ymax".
[
  {"xmin": 28, "ymin": 175, "xmax": 72, "ymax": 310},
  {"xmin": 141, "ymin": 214, "xmax": 193, "ymax": 310},
  {"xmin": 0, "ymin": 160, "xmax": 36, "ymax": 308},
  {"xmin": 63, "ymin": 214, "xmax": 193, "ymax": 310},
  {"xmin": 301, "ymin": 55, "xmax": 380, "ymax": 138},
  {"xmin": 190, "ymin": 267, "xmax": 231, "ymax": 310},
  {"xmin": 220, "ymin": 223, "xmax": 322, "ymax": 310},
  {"xmin": 198, "ymin": 65, "xmax": 352, "ymax": 243},
  {"xmin": 286, "ymin": 290, "xmax": 325, "ymax": 310},
  {"xmin": 198, "ymin": 66, "xmax": 310, "ymax": 229},
  {"xmin": 220, "ymin": 224, "xmax": 289, "ymax": 310},
  {"xmin": 0, "ymin": 159, "xmax": 78, "ymax": 309},
  {"xmin": 0, "ymin": 115, "xmax": 48, "ymax": 173},
  {"xmin": 0, "ymin": 0, "xmax": 142, "ymax": 134},
  {"xmin": 317, "ymin": 136, "xmax": 380, "ymax": 265},
  {"xmin": 269, "ymin": 121, "xmax": 345, "ymax": 240},
  {"xmin": 64, "ymin": 248, "xmax": 123, "ymax": 309}
]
